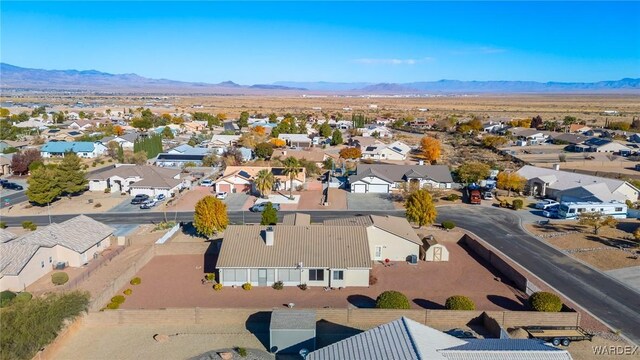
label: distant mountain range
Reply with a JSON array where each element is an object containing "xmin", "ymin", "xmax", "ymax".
[{"xmin": 1, "ymin": 63, "xmax": 638, "ymax": 94}]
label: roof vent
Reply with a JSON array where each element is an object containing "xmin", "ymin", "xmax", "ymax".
[{"xmin": 265, "ymin": 226, "xmax": 274, "ymax": 246}]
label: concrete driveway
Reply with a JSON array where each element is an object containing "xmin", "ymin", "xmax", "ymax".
[
  {"xmin": 606, "ymin": 266, "xmax": 640, "ymax": 294},
  {"xmin": 222, "ymin": 193, "xmax": 250, "ymax": 211},
  {"xmin": 347, "ymin": 193, "xmax": 395, "ymax": 211},
  {"xmin": 436, "ymin": 205, "xmax": 640, "ymax": 345}
]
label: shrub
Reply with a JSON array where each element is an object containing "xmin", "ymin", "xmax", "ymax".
[
  {"xmin": 123, "ymin": 289, "xmax": 133, "ymax": 296},
  {"xmin": 14, "ymin": 292, "xmax": 33, "ymax": 303},
  {"xmin": 106, "ymin": 301, "xmax": 120, "ymax": 310},
  {"xmin": 298, "ymin": 283, "xmax": 308, "ymax": 291},
  {"xmin": 213, "ymin": 283, "xmax": 223, "ymax": 291},
  {"xmin": 22, "ymin": 221, "xmax": 37, "ymax": 231},
  {"xmin": 242, "ymin": 282, "xmax": 252, "ymax": 290},
  {"xmin": 51, "ymin": 272, "xmax": 69, "ymax": 286},
  {"xmin": 94, "ymin": 203, "xmax": 102, "ymax": 208},
  {"xmin": 441, "ymin": 220, "xmax": 456, "ymax": 230},
  {"xmin": 445, "ymin": 193, "xmax": 460, "ymax": 201},
  {"xmin": 512, "ymin": 199, "xmax": 524, "ymax": 210},
  {"xmin": 529, "ymin": 291, "xmax": 563, "ymax": 312},
  {"xmin": 369, "ymin": 274, "xmax": 378, "ymax": 286},
  {"xmin": 205, "ymin": 273, "xmax": 215, "ymax": 282},
  {"xmin": 130, "ymin": 277, "xmax": 141, "ymax": 285},
  {"xmin": 235, "ymin": 347, "xmax": 248, "ymax": 357},
  {"xmin": 0, "ymin": 221, "xmax": 7, "ymax": 229},
  {"xmin": 375, "ymin": 290, "xmax": 410, "ymax": 309},
  {"xmin": 272, "ymin": 281, "xmax": 284, "ymax": 290},
  {"xmin": 0, "ymin": 290, "xmax": 17, "ymax": 307},
  {"xmin": 445, "ymin": 295, "xmax": 476, "ymax": 310},
  {"xmin": 111, "ymin": 295, "xmax": 126, "ymax": 304},
  {"xmin": 104, "ymin": 188, "xmax": 111, "ymax": 193}
]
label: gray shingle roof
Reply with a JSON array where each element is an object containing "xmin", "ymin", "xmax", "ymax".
[
  {"xmin": 270, "ymin": 310, "xmax": 316, "ymax": 330},
  {"xmin": 324, "ymin": 215, "xmax": 421, "ymax": 245},
  {"xmin": 349, "ymin": 164, "xmax": 453, "ymax": 184},
  {"xmin": 0, "ymin": 215, "xmax": 114, "ymax": 276},
  {"xmin": 217, "ymin": 225, "xmax": 371, "ymax": 269},
  {"xmin": 89, "ymin": 165, "xmax": 182, "ymax": 189},
  {"xmin": 517, "ymin": 165, "xmax": 629, "ymax": 193},
  {"xmin": 0, "ymin": 229, "xmax": 17, "ymax": 243}
]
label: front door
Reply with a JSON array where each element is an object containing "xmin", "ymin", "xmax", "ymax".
[
  {"xmin": 374, "ymin": 246, "xmax": 383, "ymax": 261},
  {"xmin": 433, "ymin": 247, "xmax": 442, "ymax": 261},
  {"xmin": 258, "ymin": 269, "xmax": 267, "ymax": 286}
]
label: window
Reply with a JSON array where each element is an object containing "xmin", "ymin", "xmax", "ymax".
[
  {"xmin": 223, "ymin": 269, "xmax": 247, "ymax": 282},
  {"xmin": 49, "ymin": 257, "xmax": 52, "ymax": 263},
  {"xmin": 333, "ymin": 270, "xmax": 344, "ymax": 281},
  {"xmin": 569, "ymin": 209, "xmax": 576, "ymax": 214},
  {"xmin": 309, "ymin": 269, "xmax": 324, "ymax": 281},
  {"xmin": 615, "ymin": 207, "xmax": 623, "ymax": 212},
  {"xmin": 577, "ymin": 208, "xmax": 585, "ymax": 213},
  {"xmin": 278, "ymin": 269, "xmax": 301, "ymax": 282},
  {"xmin": 41, "ymin": 261, "xmax": 45, "ymax": 268}
]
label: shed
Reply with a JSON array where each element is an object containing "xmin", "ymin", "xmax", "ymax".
[
  {"xmin": 421, "ymin": 235, "xmax": 449, "ymax": 262},
  {"xmin": 270, "ymin": 310, "xmax": 316, "ymax": 354}
]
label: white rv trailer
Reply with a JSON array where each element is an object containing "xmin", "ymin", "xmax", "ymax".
[{"xmin": 558, "ymin": 201, "xmax": 627, "ymax": 219}]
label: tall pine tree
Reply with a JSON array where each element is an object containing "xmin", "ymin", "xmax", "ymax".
[
  {"xmin": 26, "ymin": 166, "xmax": 60, "ymax": 205},
  {"xmin": 57, "ymin": 153, "xmax": 88, "ymax": 195}
]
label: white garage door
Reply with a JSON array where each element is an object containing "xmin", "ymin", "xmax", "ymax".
[
  {"xmin": 352, "ymin": 184, "xmax": 366, "ymax": 193},
  {"xmin": 368, "ymin": 184, "xmax": 389, "ymax": 193}
]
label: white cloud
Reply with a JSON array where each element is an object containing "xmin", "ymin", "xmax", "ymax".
[{"xmin": 352, "ymin": 57, "xmax": 434, "ymax": 65}]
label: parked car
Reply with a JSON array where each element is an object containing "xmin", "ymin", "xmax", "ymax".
[
  {"xmin": 0, "ymin": 179, "xmax": 8, "ymax": 186},
  {"xmin": 535, "ymin": 199, "xmax": 559, "ymax": 209},
  {"xmin": 216, "ymin": 192, "xmax": 228, "ymax": 200},
  {"xmin": 482, "ymin": 191, "xmax": 493, "ymax": 200},
  {"xmin": 200, "ymin": 179, "xmax": 214, "ymax": 187},
  {"xmin": 154, "ymin": 194, "xmax": 166, "ymax": 202},
  {"xmin": 130, "ymin": 194, "xmax": 150, "ymax": 205},
  {"xmin": 2, "ymin": 182, "xmax": 23, "ymax": 190},
  {"xmin": 140, "ymin": 199, "xmax": 157, "ymax": 209},
  {"xmin": 249, "ymin": 202, "xmax": 280, "ymax": 212},
  {"xmin": 445, "ymin": 328, "xmax": 477, "ymax": 339}
]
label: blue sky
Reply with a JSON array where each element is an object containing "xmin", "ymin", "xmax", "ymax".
[{"xmin": 1, "ymin": 1, "xmax": 639, "ymax": 84}]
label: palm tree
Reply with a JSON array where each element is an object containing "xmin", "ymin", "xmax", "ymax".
[
  {"xmin": 282, "ymin": 157, "xmax": 301, "ymax": 200},
  {"xmin": 254, "ymin": 169, "xmax": 274, "ymax": 198}
]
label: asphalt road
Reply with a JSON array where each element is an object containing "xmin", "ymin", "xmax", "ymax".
[
  {"xmin": 3, "ymin": 205, "xmax": 639, "ymax": 343},
  {"xmin": 436, "ymin": 205, "xmax": 640, "ymax": 345}
]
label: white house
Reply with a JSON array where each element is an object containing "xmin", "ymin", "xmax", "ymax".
[
  {"xmin": 278, "ymin": 134, "xmax": 313, "ymax": 148},
  {"xmin": 349, "ymin": 164, "xmax": 454, "ymax": 193},
  {"xmin": 360, "ymin": 141, "xmax": 411, "ymax": 161},
  {"xmin": 88, "ymin": 164, "xmax": 184, "ymax": 197},
  {"xmin": 0, "ymin": 216, "xmax": 114, "ymax": 291},
  {"xmin": 214, "ymin": 166, "xmax": 306, "ymax": 194},
  {"xmin": 583, "ymin": 138, "xmax": 631, "ymax": 153},
  {"xmin": 100, "ymin": 133, "xmax": 139, "ymax": 151},
  {"xmin": 360, "ymin": 125, "xmax": 393, "ymax": 138},
  {"xmin": 40, "ymin": 141, "xmax": 107, "ymax": 159},
  {"xmin": 209, "ymin": 134, "xmax": 241, "ymax": 155},
  {"xmin": 509, "ymin": 128, "xmax": 548, "ymax": 146}
]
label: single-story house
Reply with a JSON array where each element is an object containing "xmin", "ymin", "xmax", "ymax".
[
  {"xmin": 517, "ymin": 164, "xmax": 639, "ymax": 202},
  {"xmin": 324, "ymin": 215, "xmax": 421, "ymax": 262},
  {"xmin": 0, "ymin": 155, "xmax": 12, "ymax": 176},
  {"xmin": 12, "ymin": 119, "xmax": 49, "ymax": 131},
  {"xmin": 40, "ymin": 141, "xmax": 107, "ymax": 158},
  {"xmin": 167, "ymin": 144, "xmax": 211, "ymax": 156},
  {"xmin": 482, "ymin": 120, "xmax": 507, "ymax": 133},
  {"xmin": 569, "ymin": 124, "xmax": 592, "ymax": 134},
  {"xmin": 0, "ymin": 140, "xmax": 30, "ymax": 152},
  {"xmin": 88, "ymin": 164, "xmax": 183, "ymax": 197},
  {"xmin": 360, "ymin": 125, "xmax": 393, "ymax": 138},
  {"xmin": 629, "ymin": 133, "xmax": 640, "ymax": 143},
  {"xmin": 407, "ymin": 119, "xmax": 437, "ymax": 130},
  {"xmin": 583, "ymin": 138, "xmax": 631, "ymax": 153},
  {"xmin": 307, "ymin": 317, "xmax": 573, "ymax": 360},
  {"xmin": 155, "ymin": 153, "xmax": 207, "ymax": 167},
  {"xmin": 278, "ymin": 134, "xmax": 313, "ymax": 148},
  {"xmin": 217, "ymin": 225, "xmax": 371, "ymax": 288},
  {"xmin": 209, "ymin": 134, "xmax": 241, "ymax": 155},
  {"xmin": 349, "ymin": 164, "xmax": 454, "ymax": 193},
  {"xmin": 360, "ymin": 141, "xmax": 411, "ymax": 161},
  {"xmin": 68, "ymin": 119, "xmax": 109, "ymax": 131},
  {"xmin": 272, "ymin": 148, "xmax": 328, "ymax": 167},
  {"xmin": 214, "ymin": 166, "xmax": 306, "ymax": 194},
  {"xmin": 100, "ymin": 133, "xmax": 139, "ymax": 150},
  {"xmin": 348, "ymin": 136, "xmax": 384, "ymax": 149},
  {"xmin": 508, "ymin": 128, "xmax": 548, "ymax": 146},
  {"xmin": 0, "ymin": 215, "xmax": 115, "ymax": 291}
]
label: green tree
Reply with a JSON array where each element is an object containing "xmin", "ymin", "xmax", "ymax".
[
  {"xmin": 319, "ymin": 122, "xmax": 332, "ymax": 137},
  {"xmin": 238, "ymin": 111, "xmax": 250, "ymax": 129},
  {"xmin": 323, "ymin": 157, "xmax": 334, "ymax": 170},
  {"xmin": 260, "ymin": 203, "xmax": 278, "ymax": 225},
  {"xmin": 193, "ymin": 196, "xmax": 229, "ymax": 237},
  {"xmin": 405, "ymin": 189, "xmax": 437, "ymax": 227},
  {"xmin": 254, "ymin": 142, "xmax": 274, "ymax": 159},
  {"xmin": 26, "ymin": 166, "xmax": 60, "ymax": 205},
  {"xmin": 578, "ymin": 212, "xmax": 618, "ymax": 235},
  {"xmin": 54, "ymin": 112, "xmax": 65, "ymax": 124},
  {"xmin": 283, "ymin": 157, "xmax": 301, "ymax": 200},
  {"xmin": 0, "ymin": 108, "xmax": 9, "ymax": 117},
  {"xmin": 56, "ymin": 153, "xmax": 87, "ymax": 195},
  {"xmin": 131, "ymin": 117, "xmax": 152, "ymax": 130},
  {"xmin": 254, "ymin": 169, "xmax": 275, "ymax": 198},
  {"xmin": 268, "ymin": 113, "xmax": 278, "ymax": 123},
  {"xmin": 202, "ymin": 154, "xmax": 218, "ymax": 167},
  {"xmin": 456, "ymin": 161, "xmax": 491, "ymax": 184},
  {"xmin": 161, "ymin": 126, "xmax": 174, "ymax": 139},
  {"xmin": 330, "ymin": 129, "xmax": 343, "ymax": 146},
  {"xmin": 375, "ymin": 290, "xmax": 410, "ymax": 309}
]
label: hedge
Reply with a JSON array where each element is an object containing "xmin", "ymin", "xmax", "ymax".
[
  {"xmin": 441, "ymin": 220, "xmax": 456, "ymax": 230},
  {"xmin": 14, "ymin": 292, "xmax": 33, "ymax": 303},
  {"xmin": 0, "ymin": 290, "xmax": 17, "ymax": 307},
  {"xmin": 445, "ymin": 295, "xmax": 476, "ymax": 310},
  {"xmin": 529, "ymin": 291, "xmax": 563, "ymax": 312},
  {"xmin": 375, "ymin": 290, "xmax": 410, "ymax": 309},
  {"xmin": 130, "ymin": 277, "xmax": 142, "ymax": 285},
  {"xmin": 51, "ymin": 272, "xmax": 69, "ymax": 286},
  {"xmin": 110, "ymin": 295, "xmax": 126, "ymax": 304},
  {"xmin": 123, "ymin": 289, "xmax": 133, "ymax": 296}
]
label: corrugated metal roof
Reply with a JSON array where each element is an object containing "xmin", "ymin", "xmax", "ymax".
[
  {"xmin": 282, "ymin": 213, "xmax": 311, "ymax": 226},
  {"xmin": 0, "ymin": 229, "xmax": 17, "ymax": 243},
  {"xmin": 217, "ymin": 225, "xmax": 371, "ymax": 269},
  {"xmin": 270, "ymin": 310, "xmax": 316, "ymax": 330},
  {"xmin": 349, "ymin": 164, "xmax": 453, "ymax": 184},
  {"xmin": 41, "ymin": 141, "xmax": 96, "ymax": 153},
  {"xmin": 443, "ymin": 339, "xmax": 567, "ymax": 352},
  {"xmin": 324, "ymin": 215, "xmax": 421, "ymax": 245},
  {"xmin": 440, "ymin": 352, "xmax": 572, "ymax": 360}
]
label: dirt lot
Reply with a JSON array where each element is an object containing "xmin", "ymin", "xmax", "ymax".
[
  {"xmin": 526, "ymin": 221, "xmax": 640, "ymax": 271},
  {"xmin": 0, "ymin": 191, "xmax": 127, "ymax": 216},
  {"xmin": 116, "ymin": 233, "xmax": 527, "ymax": 311}
]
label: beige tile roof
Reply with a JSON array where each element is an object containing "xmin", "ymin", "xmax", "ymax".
[
  {"xmin": 272, "ymin": 148, "xmax": 326, "ymax": 162},
  {"xmin": 217, "ymin": 225, "xmax": 371, "ymax": 269},
  {"xmin": 90, "ymin": 165, "xmax": 182, "ymax": 189},
  {"xmin": 219, "ymin": 166, "xmax": 306, "ymax": 183},
  {"xmin": 0, "ymin": 215, "xmax": 114, "ymax": 276},
  {"xmin": 324, "ymin": 215, "xmax": 421, "ymax": 245},
  {"xmin": 282, "ymin": 213, "xmax": 311, "ymax": 226}
]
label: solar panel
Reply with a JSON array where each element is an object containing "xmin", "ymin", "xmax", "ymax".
[
  {"xmin": 365, "ymin": 146, "xmax": 376, "ymax": 151},
  {"xmin": 238, "ymin": 170, "xmax": 251, "ymax": 178},
  {"xmin": 392, "ymin": 146, "xmax": 403, "ymax": 152}
]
